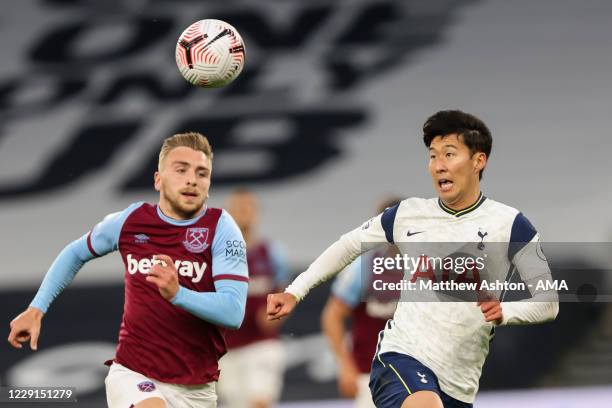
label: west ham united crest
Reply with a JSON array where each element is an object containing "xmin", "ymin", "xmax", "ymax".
[{"xmin": 183, "ymin": 227, "xmax": 209, "ymax": 253}]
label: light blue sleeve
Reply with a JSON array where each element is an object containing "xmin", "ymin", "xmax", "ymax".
[
  {"xmin": 29, "ymin": 203, "xmax": 143, "ymax": 313},
  {"xmin": 171, "ymin": 210, "xmax": 248, "ymax": 329},
  {"xmin": 268, "ymin": 241, "xmax": 291, "ymax": 287},
  {"xmin": 30, "ymin": 236, "xmax": 92, "ymax": 313},
  {"xmin": 331, "ymin": 256, "xmax": 363, "ymax": 308},
  {"xmin": 210, "ymin": 210, "xmax": 248, "ymax": 280},
  {"xmin": 171, "ymin": 281, "xmax": 247, "ymax": 329}
]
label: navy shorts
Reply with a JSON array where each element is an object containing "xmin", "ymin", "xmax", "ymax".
[{"xmin": 369, "ymin": 352, "xmax": 472, "ymax": 408}]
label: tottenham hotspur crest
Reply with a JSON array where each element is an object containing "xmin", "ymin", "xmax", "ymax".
[
  {"xmin": 183, "ymin": 227, "xmax": 209, "ymax": 253},
  {"xmin": 477, "ymin": 228, "xmax": 488, "ymax": 250}
]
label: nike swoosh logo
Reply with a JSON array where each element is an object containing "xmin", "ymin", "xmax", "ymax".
[{"xmin": 406, "ymin": 231, "xmax": 424, "ymax": 237}]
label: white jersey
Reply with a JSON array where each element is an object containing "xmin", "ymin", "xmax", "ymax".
[{"xmin": 286, "ymin": 194, "xmax": 558, "ymax": 403}]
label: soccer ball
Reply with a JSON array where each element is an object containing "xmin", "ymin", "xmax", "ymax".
[{"xmin": 175, "ymin": 19, "xmax": 246, "ymax": 88}]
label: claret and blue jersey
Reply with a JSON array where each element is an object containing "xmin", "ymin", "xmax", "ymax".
[{"xmin": 30, "ymin": 202, "xmax": 249, "ymax": 385}]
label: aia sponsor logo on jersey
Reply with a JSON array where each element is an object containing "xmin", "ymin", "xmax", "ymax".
[
  {"xmin": 183, "ymin": 227, "xmax": 209, "ymax": 253},
  {"xmin": 126, "ymin": 254, "xmax": 207, "ymax": 283}
]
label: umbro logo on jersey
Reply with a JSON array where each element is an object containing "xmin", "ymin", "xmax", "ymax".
[
  {"xmin": 406, "ymin": 230, "xmax": 424, "ymax": 237},
  {"xmin": 134, "ymin": 234, "xmax": 150, "ymax": 244},
  {"xmin": 417, "ymin": 372, "xmax": 428, "ymax": 384}
]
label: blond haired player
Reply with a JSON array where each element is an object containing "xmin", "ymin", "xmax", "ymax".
[{"xmin": 9, "ymin": 133, "xmax": 249, "ymax": 408}]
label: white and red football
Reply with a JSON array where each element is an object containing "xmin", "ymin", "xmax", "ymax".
[{"xmin": 175, "ymin": 19, "xmax": 245, "ymax": 88}]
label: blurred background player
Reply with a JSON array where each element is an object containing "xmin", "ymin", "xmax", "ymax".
[
  {"xmin": 8, "ymin": 133, "xmax": 248, "ymax": 408},
  {"xmin": 217, "ymin": 188, "xmax": 290, "ymax": 408},
  {"xmin": 322, "ymin": 197, "xmax": 402, "ymax": 408}
]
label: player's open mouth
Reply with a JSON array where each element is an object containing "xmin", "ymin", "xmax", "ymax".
[
  {"xmin": 181, "ymin": 191, "xmax": 198, "ymax": 198},
  {"xmin": 439, "ymin": 179, "xmax": 453, "ymax": 192}
]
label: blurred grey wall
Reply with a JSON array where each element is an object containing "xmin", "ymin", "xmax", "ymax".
[{"xmin": 0, "ymin": 0, "xmax": 611, "ymax": 288}]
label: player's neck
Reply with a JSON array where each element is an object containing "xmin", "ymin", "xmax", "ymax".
[
  {"xmin": 158, "ymin": 201, "xmax": 205, "ymax": 221},
  {"xmin": 440, "ymin": 189, "xmax": 482, "ymax": 211}
]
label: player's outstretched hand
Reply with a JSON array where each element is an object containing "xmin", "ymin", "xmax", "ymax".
[
  {"xmin": 8, "ymin": 307, "xmax": 44, "ymax": 351},
  {"xmin": 147, "ymin": 254, "xmax": 180, "ymax": 301},
  {"xmin": 266, "ymin": 292, "xmax": 298, "ymax": 321}
]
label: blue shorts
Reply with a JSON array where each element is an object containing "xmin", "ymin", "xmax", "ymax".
[{"xmin": 369, "ymin": 352, "xmax": 472, "ymax": 408}]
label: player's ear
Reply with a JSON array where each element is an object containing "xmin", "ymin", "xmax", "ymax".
[
  {"xmin": 154, "ymin": 171, "xmax": 161, "ymax": 191},
  {"xmin": 473, "ymin": 152, "xmax": 487, "ymax": 174}
]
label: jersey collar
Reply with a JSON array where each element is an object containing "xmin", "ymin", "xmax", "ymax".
[
  {"xmin": 156, "ymin": 204, "xmax": 208, "ymax": 226},
  {"xmin": 438, "ymin": 192, "xmax": 486, "ymax": 217}
]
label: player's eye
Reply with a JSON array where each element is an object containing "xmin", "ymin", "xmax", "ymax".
[
  {"xmin": 446, "ymin": 152, "xmax": 455, "ymax": 158},
  {"xmin": 176, "ymin": 168, "xmax": 186, "ymax": 173}
]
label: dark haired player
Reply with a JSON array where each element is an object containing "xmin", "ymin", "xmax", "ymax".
[
  {"xmin": 8, "ymin": 132, "xmax": 248, "ymax": 408},
  {"xmin": 268, "ymin": 111, "xmax": 559, "ymax": 408}
]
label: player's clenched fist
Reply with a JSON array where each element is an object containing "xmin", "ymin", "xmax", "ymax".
[
  {"xmin": 477, "ymin": 300, "xmax": 503, "ymax": 324},
  {"xmin": 266, "ymin": 292, "xmax": 298, "ymax": 321},
  {"xmin": 8, "ymin": 307, "xmax": 44, "ymax": 351},
  {"xmin": 476, "ymin": 290, "xmax": 503, "ymax": 324},
  {"xmin": 146, "ymin": 254, "xmax": 180, "ymax": 301}
]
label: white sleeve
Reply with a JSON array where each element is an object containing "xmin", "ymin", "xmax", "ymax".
[
  {"xmin": 285, "ymin": 207, "xmax": 394, "ymax": 301},
  {"xmin": 500, "ymin": 234, "xmax": 559, "ymax": 325}
]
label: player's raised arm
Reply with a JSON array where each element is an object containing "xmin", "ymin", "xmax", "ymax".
[
  {"xmin": 169, "ymin": 210, "xmax": 249, "ymax": 329},
  {"xmin": 7, "ymin": 202, "xmax": 144, "ymax": 350},
  {"xmin": 267, "ymin": 204, "xmax": 399, "ymax": 320},
  {"xmin": 498, "ymin": 213, "xmax": 559, "ymax": 325}
]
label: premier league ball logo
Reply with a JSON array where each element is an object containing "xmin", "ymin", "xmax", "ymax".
[
  {"xmin": 137, "ymin": 381, "xmax": 156, "ymax": 392},
  {"xmin": 183, "ymin": 227, "xmax": 210, "ymax": 253}
]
